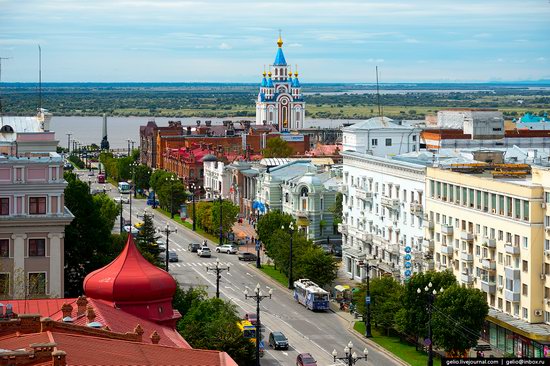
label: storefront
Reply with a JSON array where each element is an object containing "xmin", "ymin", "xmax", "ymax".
[{"xmin": 481, "ymin": 310, "xmax": 550, "ymax": 358}]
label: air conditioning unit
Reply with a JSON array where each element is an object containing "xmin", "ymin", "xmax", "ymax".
[
  {"xmin": 534, "ymin": 310, "xmax": 543, "ymax": 316},
  {"xmin": 547, "ymin": 299, "xmax": 550, "ymax": 306},
  {"xmin": 542, "ymin": 202, "xmax": 546, "ymax": 209},
  {"xmin": 541, "ymin": 273, "xmax": 547, "ymax": 280},
  {"xmin": 498, "ymin": 285, "xmax": 503, "ymax": 291},
  {"xmin": 473, "ymin": 278, "xmax": 477, "ymax": 283}
]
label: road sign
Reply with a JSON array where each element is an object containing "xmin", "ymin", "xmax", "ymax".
[
  {"xmin": 255, "ymin": 243, "xmax": 261, "ymax": 251},
  {"xmin": 365, "ymin": 296, "xmax": 371, "ymax": 305}
]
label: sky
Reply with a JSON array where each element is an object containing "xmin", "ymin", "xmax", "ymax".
[{"xmin": 0, "ymin": 0, "xmax": 549, "ymax": 83}]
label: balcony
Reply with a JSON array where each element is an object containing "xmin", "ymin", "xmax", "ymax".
[
  {"xmin": 461, "ymin": 252, "xmax": 473, "ymax": 262},
  {"xmin": 441, "ymin": 245, "xmax": 454, "ymax": 257},
  {"xmin": 505, "ymin": 243, "xmax": 520, "ymax": 255},
  {"xmin": 504, "ymin": 289, "xmax": 520, "ymax": 302},
  {"xmin": 504, "ymin": 266, "xmax": 521, "ymax": 280},
  {"xmin": 441, "ymin": 224, "xmax": 454, "ymax": 236},
  {"xmin": 410, "ymin": 202, "xmax": 423, "ymax": 216},
  {"xmin": 461, "ymin": 273, "xmax": 473, "ymax": 284},
  {"xmin": 426, "ymin": 260, "xmax": 435, "ymax": 270},
  {"xmin": 481, "ymin": 258, "xmax": 496, "ymax": 271},
  {"xmin": 481, "ymin": 280, "xmax": 496, "ymax": 294},
  {"xmin": 460, "ymin": 231, "xmax": 474, "ymax": 242},
  {"xmin": 359, "ymin": 233, "xmax": 373, "ymax": 243},
  {"xmin": 381, "ymin": 196, "xmax": 399, "ymax": 210},
  {"xmin": 423, "ymin": 239, "xmax": 434, "ymax": 251},
  {"xmin": 423, "ymin": 220, "xmax": 434, "ymax": 230},
  {"xmin": 339, "ymin": 185, "xmax": 348, "ymax": 195},
  {"xmin": 355, "ymin": 188, "xmax": 373, "ymax": 203},
  {"xmin": 482, "ymin": 237, "xmax": 497, "ymax": 248},
  {"xmin": 338, "ymin": 223, "xmax": 348, "ymax": 235}
]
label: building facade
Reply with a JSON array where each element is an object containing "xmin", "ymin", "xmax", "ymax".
[
  {"xmin": 255, "ymin": 35, "xmax": 305, "ymax": 131},
  {"xmin": 342, "ymin": 117, "xmax": 420, "ymax": 157},
  {"xmin": 340, "ymin": 152, "xmax": 427, "ymax": 282},
  {"xmin": 426, "ymin": 165, "xmax": 550, "ymax": 355},
  {"xmin": 0, "ymin": 152, "xmax": 74, "ymax": 299}
]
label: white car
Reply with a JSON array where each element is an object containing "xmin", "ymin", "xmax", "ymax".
[
  {"xmin": 114, "ymin": 197, "xmax": 130, "ymax": 204},
  {"xmin": 123, "ymin": 225, "xmax": 139, "ymax": 235},
  {"xmin": 216, "ymin": 244, "xmax": 238, "ymax": 254},
  {"xmin": 197, "ymin": 246, "xmax": 212, "ymax": 258}
]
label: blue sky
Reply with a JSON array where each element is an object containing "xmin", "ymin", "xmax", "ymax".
[{"xmin": 1, "ymin": 0, "xmax": 549, "ymax": 82}]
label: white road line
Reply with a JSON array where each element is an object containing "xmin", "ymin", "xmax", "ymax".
[
  {"xmin": 227, "ymin": 272, "xmax": 233, "ymax": 276},
  {"xmin": 191, "ymin": 263, "xmax": 197, "ymax": 266}
]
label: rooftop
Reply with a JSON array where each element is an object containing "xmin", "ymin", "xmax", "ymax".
[{"xmin": 343, "ymin": 116, "xmax": 418, "ymax": 131}]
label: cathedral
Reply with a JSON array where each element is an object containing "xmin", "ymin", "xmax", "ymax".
[{"xmin": 255, "ymin": 34, "xmax": 305, "ymax": 131}]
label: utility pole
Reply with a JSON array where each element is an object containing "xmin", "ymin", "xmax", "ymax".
[
  {"xmin": 244, "ymin": 284, "xmax": 273, "ymax": 366},
  {"xmin": 218, "ymin": 194, "xmax": 223, "ymax": 246},
  {"xmin": 160, "ymin": 224, "xmax": 177, "ymax": 272},
  {"xmin": 66, "ymin": 133, "xmax": 72, "ymax": 154},
  {"xmin": 206, "ymin": 259, "xmax": 230, "ymax": 298}
]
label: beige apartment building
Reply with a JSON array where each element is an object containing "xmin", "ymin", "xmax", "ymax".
[{"xmin": 426, "ymin": 164, "xmax": 550, "ymax": 357}]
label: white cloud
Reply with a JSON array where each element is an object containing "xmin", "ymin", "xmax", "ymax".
[
  {"xmin": 536, "ymin": 57, "xmax": 547, "ymax": 62},
  {"xmin": 366, "ymin": 58, "xmax": 385, "ymax": 63},
  {"xmin": 404, "ymin": 38, "xmax": 419, "ymax": 43},
  {"xmin": 218, "ymin": 42, "xmax": 232, "ymax": 50},
  {"xmin": 288, "ymin": 43, "xmax": 302, "ymax": 47}
]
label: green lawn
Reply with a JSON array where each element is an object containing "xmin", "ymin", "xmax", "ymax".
[
  {"xmin": 259, "ymin": 265, "xmax": 288, "ymax": 288},
  {"xmin": 353, "ymin": 322, "xmax": 428, "ymax": 366},
  {"xmin": 154, "ymin": 207, "xmax": 220, "ymax": 243}
]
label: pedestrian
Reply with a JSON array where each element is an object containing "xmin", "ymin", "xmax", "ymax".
[{"xmin": 203, "ymin": 239, "xmax": 207, "ymax": 246}]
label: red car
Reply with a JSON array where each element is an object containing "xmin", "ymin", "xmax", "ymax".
[
  {"xmin": 296, "ymin": 353, "xmax": 317, "ymax": 366},
  {"xmin": 245, "ymin": 312, "xmax": 257, "ymax": 325}
]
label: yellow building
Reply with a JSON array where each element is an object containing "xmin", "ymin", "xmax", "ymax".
[{"xmin": 425, "ymin": 164, "xmax": 550, "ymax": 357}]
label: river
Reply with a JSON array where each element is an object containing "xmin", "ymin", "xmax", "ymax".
[{"xmin": 49, "ymin": 116, "xmax": 354, "ymax": 149}]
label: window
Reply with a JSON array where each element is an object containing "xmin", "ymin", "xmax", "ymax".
[
  {"xmin": 0, "ymin": 273, "xmax": 8, "ymax": 295},
  {"xmin": 28, "ymin": 273, "xmax": 46, "ymax": 295},
  {"xmin": 523, "ymin": 201, "xmax": 529, "ymax": 221},
  {"xmin": 506, "ymin": 197, "xmax": 512, "ymax": 217},
  {"xmin": 412, "ymin": 135, "xmax": 417, "ymax": 141},
  {"xmin": 29, "ymin": 197, "xmax": 46, "ymax": 214},
  {"xmin": 385, "ymin": 138, "xmax": 392, "ymax": 146},
  {"xmin": 0, "ymin": 198, "xmax": 8, "ymax": 215},
  {"xmin": 29, "ymin": 239, "xmax": 46, "ymax": 257},
  {"xmin": 476, "ymin": 190, "xmax": 482, "ymax": 210},
  {"xmin": 522, "ymin": 237, "xmax": 528, "ymax": 249},
  {"xmin": 0, "ymin": 239, "xmax": 8, "ymax": 257},
  {"xmin": 285, "ymin": 193, "xmax": 289, "ymax": 203},
  {"xmin": 522, "ymin": 283, "xmax": 528, "ymax": 296},
  {"xmin": 371, "ymin": 139, "xmax": 378, "ymax": 146},
  {"xmin": 522, "ymin": 260, "xmax": 528, "ymax": 272},
  {"xmin": 522, "ymin": 307, "xmax": 528, "ymax": 319}
]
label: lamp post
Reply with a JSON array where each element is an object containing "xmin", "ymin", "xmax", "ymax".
[
  {"xmin": 66, "ymin": 132, "xmax": 72, "ymax": 154},
  {"xmin": 159, "ymin": 223, "xmax": 177, "ymax": 272},
  {"xmin": 244, "ymin": 284, "xmax": 273, "ymax": 366},
  {"xmin": 332, "ymin": 341, "xmax": 368, "ymax": 366},
  {"xmin": 119, "ymin": 195, "xmax": 127, "ymax": 233},
  {"xmin": 131, "ymin": 162, "xmax": 138, "ymax": 198},
  {"xmin": 255, "ymin": 238, "xmax": 261, "ymax": 269},
  {"xmin": 218, "ymin": 193, "xmax": 223, "ymax": 246},
  {"xmin": 127, "ymin": 139, "xmax": 131, "ymax": 157},
  {"xmin": 206, "ymin": 258, "xmax": 230, "ymax": 299},
  {"xmin": 417, "ymin": 282, "xmax": 444, "ymax": 366},
  {"xmin": 359, "ymin": 258, "xmax": 378, "ymax": 338},
  {"xmin": 189, "ymin": 183, "xmax": 196, "ymax": 231},
  {"xmin": 281, "ymin": 222, "xmax": 295, "ymax": 289},
  {"xmin": 166, "ymin": 175, "xmax": 177, "ymax": 219},
  {"xmin": 87, "ymin": 177, "xmax": 92, "ymax": 194}
]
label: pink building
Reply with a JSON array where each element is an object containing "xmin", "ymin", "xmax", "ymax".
[{"xmin": 0, "ymin": 152, "xmax": 73, "ymax": 298}]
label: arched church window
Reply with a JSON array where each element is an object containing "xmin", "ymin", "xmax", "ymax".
[
  {"xmin": 274, "ymin": 68, "xmax": 278, "ymax": 76},
  {"xmin": 300, "ymin": 187, "xmax": 308, "ymax": 197},
  {"xmin": 285, "ymin": 192, "xmax": 289, "ymax": 203}
]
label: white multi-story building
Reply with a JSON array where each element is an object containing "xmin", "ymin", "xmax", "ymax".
[
  {"xmin": 342, "ymin": 117, "xmax": 420, "ymax": 157},
  {"xmin": 203, "ymin": 157, "xmax": 230, "ymax": 199},
  {"xmin": 340, "ymin": 152, "xmax": 427, "ymax": 281}
]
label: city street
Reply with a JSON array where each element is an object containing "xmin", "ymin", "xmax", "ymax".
[{"xmin": 80, "ymin": 170, "xmax": 400, "ymax": 366}]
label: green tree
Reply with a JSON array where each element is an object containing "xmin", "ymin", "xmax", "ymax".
[
  {"xmin": 262, "ymin": 137, "xmax": 293, "ymax": 158},
  {"xmin": 431, "ymin": 285, "xmax": 489, "ymax": 356},
  {"xmin": 134, "ymin": 164, "xmax": 152, "ymax": 192},
  {"xmin": 329, "ymin": 192, "xmax": 343, "ymax": 225},
  {"xmin": 194, "ymin": 201, "xmax": 214, "ymax": 232},
  {"xmin": 295, "ymin": 246, "xmax": 338, "ymax": 288},
  {"xmin": 136, "ymin": 211, "xmax": 160, "ymax": 255},
  {"xmin": 117, "ymin": 156, "xmax": 134, "ymax": 181},
  {"xmin": 211, "ymin": 199, "xmax": 239, "ymax": 243},
  {"xmin": 150, "ymin": 170, "xmax": 173, "ymax": 192},
  {"xmin": 256, "ymin": 210, "xmax": 293, "ymax": 249},
  {"xmin": 268, "ymin": 231, "xmax": 311, "ymax": 277},
  {"xmin": 92, "ymin": 194, "xmax": 119, "ymax": 227},
  {"xmin": 158, "ymin": 179, "xmax": 187, "ymax": 216},
  {"xmin": 177, "ymin": 297, "xmax": 255, "ymax": 365},
  {"xmin": 172, "ymin": 285, "xmax": 208, "ymax": 317}
]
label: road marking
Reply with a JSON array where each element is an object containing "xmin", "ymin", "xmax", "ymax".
[
  {"xmin": 246, "ymin": 272, "xmax": 253, "ymax": 277},
  {"xmin": 175, "ymin": 263, "xmax": 181, "ymax": 267},
  {"xmin": 191, "ymin": 263, "xmax": 197, "ymax": 266},
  {"xmin": 282, "ymin": 352, "xmax": 288, "ymax": 356},
  {"xmin": 227, "ymin": 272, "xmax": 233, "ymax": 276}
]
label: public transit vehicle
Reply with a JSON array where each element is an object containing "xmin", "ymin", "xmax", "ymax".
[
  {"xmin": 118, "ymin": 181, "xmax": 131, "ymax": 194},
  {"xmin": 293, "ymin": 279, "xmax": 330, "ymax": 311},
  {"xmin": 237, "ymin": 320, "xmax": 264, "ymax": 356}
]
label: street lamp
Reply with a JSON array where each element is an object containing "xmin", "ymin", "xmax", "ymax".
[
  {"xmin": 332, "ymin": 341, "xmax": 368, "ymax": 366},
  {"xmin": 216, "ymin": 192, "xmax": 223, "ymax": 246},
  {"xmin": 417, "ymin": 282, "xmax": 444, "ymax": 366},
  {"xmin": 359, "ymin": 257, "xmax": 378, "ymax": 338},
  {"xmin": 206, "ymin": 258, "xmax": 230, "ymax": 299},
  {"xmin": 131, "ymin": 161, "xmax": 138, "ymax": 198},
  {"xmin": 87, "ymin": 177, "xmax": 92, "ymax": 194},
  {"xmin": 244, "ymin": 284, "xmax": 273, "ymax": 366},
  {"xmin": 158, "ymin": 223, "xmax": 177, "ymax": 272},
  {"xmin": 119, "ymin": 195, "xmax": 129, "ymax": 233},
  {"xmin": 165, "ymin": 175, "xmax": 177, "ymax": 219},
  {"xmin": 188, "ymin": 183, "xmax": 197, "ymax": 231},
  {"xmin": 281, "ymin": 222, "xmax": 295, "ymax": 289}
]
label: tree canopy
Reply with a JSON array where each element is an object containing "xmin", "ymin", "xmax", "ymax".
[
  {"xmin": 262, "ymin": 137, "xmax": 293, "ymax": 158},
  {"xmin": 157, "ymin": 179, "xmax": 187, "ymax": 216}
]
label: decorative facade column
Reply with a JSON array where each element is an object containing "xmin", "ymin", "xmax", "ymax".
[
  {"xmin": 48, "ymin": 233, "xmax": 64, "ymax": 297},
  {"xmin": 11, "ymin": 233, "xmax": 27, "ymax": 298}
]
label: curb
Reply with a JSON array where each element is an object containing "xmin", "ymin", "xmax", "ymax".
[{"xmin": 348, "ymin": 324, "xmax": 411, "ymax": 366}]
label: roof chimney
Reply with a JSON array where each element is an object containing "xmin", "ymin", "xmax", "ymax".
[
  {"xmin": 61, "ymin": 303, "xmax": 73, "ymax": 318},
  {"xmin": 205, "ymin": 120, "xmax": 212, "ymax": 127},
  {"xmin": 150, "ymin": 331, "xmax": 161, "ymax": 344},
  {"xmin": 76, "ymin": 296, "xmax": 88, "ymax": 316},
  {"xmin": 52, "ymin": 350, "xmax": 67, "ymax": 366},
  {"xmin": 186, "ymin": 126, "xmax": 192, "ymax": 135},
  {"xmin": 134, "ymin": 324, "xmax": 144, "ymax": 342},
  {"xmin": 86, "ymin": 305, "xmax": 96, "ymax": 323}
]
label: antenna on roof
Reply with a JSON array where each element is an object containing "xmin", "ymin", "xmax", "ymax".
[
  {"xmin": 38, "ymin": 45, "xmax": 42, "ymax": 111},
  {"xmin": 0, "ymin": 56, "xmax": 12, "ymax": 127},
  {"xmin": 375, "ymin": 66, "xmax": 382, "ymax": 118}
]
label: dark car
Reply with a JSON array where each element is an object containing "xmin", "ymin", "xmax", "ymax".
[
  {"xmin": 63, "ymin": 163, "xmax": 74, "ymax": 171},
  {"xmin": 238, "ymin": 252, "xmax": 257, "ymax": 261},
  {"xmin": 160, "ymin": 250, "xmax": 179, "ymax": 262},
  {"xmin": 296, "ymin": 353, "xmax": 317, "ymax": 366},
  {"xmin": 188, "ymin": 243, "xmax": 201, "ymax": 252},
  {"xmin": 244, "ymin": 312, "xmax": 257, "ymax": 325},
  {"xmin": 268, "ymin": 331, "xmax": 289, "ymax": 350}
]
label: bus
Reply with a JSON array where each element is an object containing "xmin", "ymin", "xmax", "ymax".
[
  {"xmin": 293, "ymin": 279, "xmax": 330, "ymax": 311},
  {"xmin": 118, "ymin": 182, "xmax": 131, "ymax": 194},
  {"xmin": 237, "ymin": 320, "xmax": 264, "ymax": 356}
]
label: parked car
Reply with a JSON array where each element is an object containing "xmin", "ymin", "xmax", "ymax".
[
  {"xmin": 123, "ymin": 225, "xmax": 139, "ymax": 236},
  {"xmin": 156, "ymin": 240, "xmax": 166, "ymax": 252},
  {"xmin": 63, "ymin": 163, "xmax": 74, "ymax": 171},
  {"xmin": 238, "ymin": 252, "xmax": 257, "ymax": 261},
  {"xmin": 244, "ymin": 312, "xmax": 257, "ymax": 325},
  {"xmin": 188, "ymin": 243, "xmax": 201, "ymax": 252},
  {"xmin": 216, "ymin": 244, "xmax": 238, "ymax": 254},
  {"xmin": 160, "ymin": 250, "xmax": 179, "ymax": 262},
  {"xmin": 296, "ymin": 353, "xmax": 317, "ymax": 366},
  {"xmin": 268, "ymin": 331, "xmax": 289, "ymax": 350},
  {"xmin": 197, "ymin": 246, "xmax": 211, "ymax": 257},
  {"xmin": 90, "ymin": 189, "xmax": 104, "ymax": 196},
  {"xmin": 114, "ymin": 196, "xmax": 130, "ymax": 204}
]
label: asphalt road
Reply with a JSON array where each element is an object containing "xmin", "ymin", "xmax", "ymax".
[{"xmin": 80, "ymin": 170, "xmax": 400, "ymax": 366}]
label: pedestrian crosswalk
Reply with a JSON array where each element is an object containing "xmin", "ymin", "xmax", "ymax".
[{"xmin": 169, "ymin": 262, "xmax": 247, "ymax": 268}]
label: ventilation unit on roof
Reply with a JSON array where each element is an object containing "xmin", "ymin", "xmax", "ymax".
[
  {"xmin": 62, "ymin": 316, "xmax": 74, "ymax": 323},
  {"xmin": 87, "ymin": 321, "xmax": 103, "ymax": 328}
]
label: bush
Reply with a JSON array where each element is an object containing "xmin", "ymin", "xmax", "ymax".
[{"xmin": 68, "ymin": 154, "xmax": 85, "ymax": 169}]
